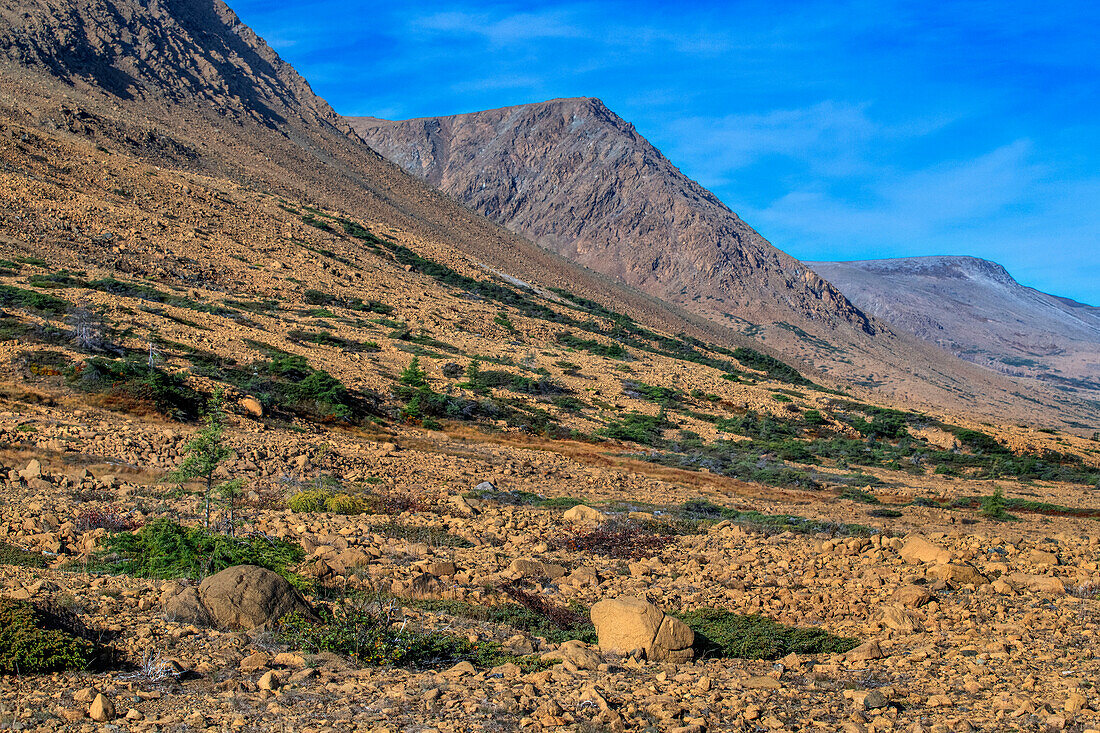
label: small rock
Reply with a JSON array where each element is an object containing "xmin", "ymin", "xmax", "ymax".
[
  {"xmin": 88, "ymin": 693, "xmax": 115, "ymax": 722},
  {"xmin": 892, "ymin": 584, "xmax": 932, "ymax": 608},
  {"xmin": 863, "ymin": 689, "xmax": 888, "ymax": 710},
  {"xmin": 257, "ymin": 670, "xmax": 281, "ymax": 691}
]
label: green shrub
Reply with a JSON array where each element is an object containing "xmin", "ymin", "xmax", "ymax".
[
  {"xmin": 66, "ymin": 358, "xmax": 202, "ymax": 421},
  {"xmin": 288, "ymin": 489, "xmax": 331, "ymax": 513},
  {"xmin": 325, "ymin": 493, "xmax": 366, "ymax": 514},
  {"xmin": 0, "ymin": 284, "xmax": 69, "ymax": 315},
  {"xmin": 678, "ymin": 499, "xmax": 874, "ymax": 537},
  {"xmin": 0, "ymin": 599, "xmax": 93, "ymax": 673},
  {"xmin": 979, "ymin": 486, "xmax": 1017, "ymax": 521},
  {"xmin": 600, "ymin": 411, "xmax": 670, "ymax": 446},
  {"xmin": 676, "ymin": 607, "xmax": 858, "ymax": 660},
  {"xmin": 100, "ymin": 517, "xmax": 304, "ymax": 582},
  {"xmin": 839, "ymin": 488, "xmax": 880, "ymax": 505},
  {"xmin": 0, "ymin": 542, "xmax": 47, "ymax": 568},
  {"xmin": 556, "ymin": 332, "xmax": 628, "ymax": 359},
  {"xmin": 732, "ymin": 347, "xmax": 809, "ymax": 385},
  {"xmin": 88, "ymin": 277, "xmax": 233, "ymax": 316},
  {"xmin": 277, "ymin": 604, "xmax": 550, "ymax": 670},
  {"xmin": 622, "ymin": 379, "xmax": 681, "ymax": 404},
  {"xmin": 198, "ymin": 348, "xmax": 360, "ymax": 422}
]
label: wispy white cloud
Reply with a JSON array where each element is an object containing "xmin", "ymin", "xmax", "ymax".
[{"xmin": 410, "ymin": 9, "xmax": 588, "ymax": 46}]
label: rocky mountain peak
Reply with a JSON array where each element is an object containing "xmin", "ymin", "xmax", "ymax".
[{"xmin": 348, "ymin": 99, "xmax": 875, "ymax": 338}]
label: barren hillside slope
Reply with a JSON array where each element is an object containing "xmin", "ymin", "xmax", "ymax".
[
  {"xmin": 350, "ymin": 100, "xmax": 1097, "ymax": 425},
  {"xmin": 813, "ymin": 256, "xmax": 1100, "ymax": 395}
]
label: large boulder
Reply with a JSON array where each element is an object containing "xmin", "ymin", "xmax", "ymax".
[
  {"xmin": 508, "ymin": 558, "xmax": 567, "ymax": 580},
  {"xmin": 165, "ymin": 565, "xmax": 313, "ymax": 631},
  {"xmin": 899, "ymin": 536, "xmax": 953, "ymax": 565},
  {"xmin": 1006, "ymin": 573, "xmax": 1067, "ymax": 595},
  {"xmin": 563, "ymin": 505, "xmax": 602, "ymax": 523},
  {"xmin": 590, "ymin": 596, "xmax": 694, "ymax": 662},
  {"xmin": 928, "ymin": 562, "xmax": 988, "ymax": 587}
]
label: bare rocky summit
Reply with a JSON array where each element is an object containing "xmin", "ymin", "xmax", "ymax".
[
  {"xmin": 812, "ymin": 256, "xmax": 1100, "ymax": 395},
  {"xmin": 349, "ymin": 98, "xmax": 872, "ymax": 333}
]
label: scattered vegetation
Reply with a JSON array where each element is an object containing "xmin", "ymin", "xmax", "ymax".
[
  {"xmin": 677, "ymin": 607, "xmax": 858, "ymax": 660},
  {"xmin": 97, "ymin": 517, "xmax": 304, "ymax": 583},
  {"xmin": 553, "ymin": 519, "xmax": 672, "ymax": 559},
  {"xmin": 276, "ymin": 603, "xmax": 549, "ymax": 671},
  {"xmin": 556, "ymin": 331, "xmax": 628, "ymax": 359},
  {"xmin": 0, "ymin": 283, "xmax": 70, "ymax": 315},
  {"xmin": 0, "ymin": 599, "xmax": 94, "ymax": 673},
  {"xmin": 732, "ymin": 347, "xmax": 810, "ymax": 386},
  {"xmin": 600, "ymin": 410, "xmax": 672, "ymax": 446},
  {"xmin": 678, "ymin": 499, "xmax": 875, "ymax": 537},
  {"xmin": 0, "ymin": 541, "xmax": 47, "ymax": 568},
  {"xmin": 66, "ymin": 357, "xmax": 202, "ymax": 422}
]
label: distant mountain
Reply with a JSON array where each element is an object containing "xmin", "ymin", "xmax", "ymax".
[
  {"xmin": 810, "ymin": 257, "xmax": 1100, "ymax": 393},
  {"xmin": 347, "ymin": 98, "xmax": 874, "ymax": 335}
]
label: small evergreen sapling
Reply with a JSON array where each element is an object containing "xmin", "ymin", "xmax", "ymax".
[{"xmin": 168, "ymin": 390, "xmax": 235, "ymax": 529}]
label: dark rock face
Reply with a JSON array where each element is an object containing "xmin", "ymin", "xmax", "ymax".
[
  {"xmin": 0, "ymin": 0, "xmax": 344, "ymax": 131},
  {"xmin": 811, "ymin": 257, "xmax": 1100, "ymax": 394},
  {"xmin": 348, "ymin": 98, "xmax": 874, "ymax": 334}
]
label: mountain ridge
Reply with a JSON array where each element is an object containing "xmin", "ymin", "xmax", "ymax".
[{"xmin": 811, "ymin": 255, "xmax": 1100, "ymax": 393}]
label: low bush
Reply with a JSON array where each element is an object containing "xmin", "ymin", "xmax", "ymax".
[
  {"xmin": 0, "ymin": 599, "xmax": 94, "ymax": 673},
  {"xmin": 500, "ymin": 583, "xmax": 597, "ymax": 644},
  {"xmin": 553, "ymin": 519, "xmax": 670, "ymax": 559},
  {"xmin": 193, "ymin": 346, "xmax": 363, "ymax": 423},
  {"xmin": 0, "ymin": 284, "xmax": 69, "ymax": 315},
  {"xmin": 677, "ymin": 607, "xmax": 858, "ymax": 660},
  {"xmin": 839, "ymin": 488, "xmax": 880, "ymax": 505},
  {"xmin": 0, "ymin": 541, "xmax": 47, "ymax": 568},
  {"xmin": 66, "ymin": 358, "xmax": 202, "ymax": 422},
  {"xmin": 371, "ymin": 522, "xmax": 473, "ymax": 548},
  {"xmin": 466, "ymin": 486, "xmax": 585, "ymax": 509},
  {"xmin": 555, "ymin": 332, "xmax": 628, "ymax": 359},
  {"xmin": 75, "ymin": 507, "xmax": 139, "ymax": 532},
  {"xmin": 325, "ymin": 493, "xmax": 366, "ymax": 514},
  {"xmin": 979, "ymin": 486, "xmax": 1017, "ymax": 521},
  {"xmin": 287, "ymin": 489, "xmax": 329, "ymax": 513},
  {"xmin": 99, "ymin": 517, "xmax": 304, "ymax": 583},
  {"xmin": 600, "ymin": 411, "xmax": 671, "ymax": 446},
  {"xmin": 678, "ymin": 499, "xmax": 874, "ymax": 537},
  {"xmin": 732, "ymin": 347, "xmax": 809, "ymax": 385},
  {"xmin": 276, "ymin": 603, "xmax": 550, "ymax": 670}
]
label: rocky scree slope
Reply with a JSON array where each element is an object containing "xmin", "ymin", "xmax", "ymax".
[
  {"xmin": 812, "ymin": 256, "xmax": 1100, "ymax": 395},
  {"xmin": 0, "ymin": 0, "xmax": 746, "ymax": 358}
]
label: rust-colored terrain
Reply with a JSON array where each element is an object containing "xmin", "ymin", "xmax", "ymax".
[{"xmin": 0, "ymin": 2, "xmax": 1097, "ymax": 732}]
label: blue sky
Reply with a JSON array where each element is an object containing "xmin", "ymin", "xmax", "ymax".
[{"xmin": 232, "ymin": 0, "xmax": 1099, "ymax": 305}]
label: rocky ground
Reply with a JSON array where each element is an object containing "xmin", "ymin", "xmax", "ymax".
[{"xmin": 1, "ymin": 398, "xmax": 1098, "ymax": 733}]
